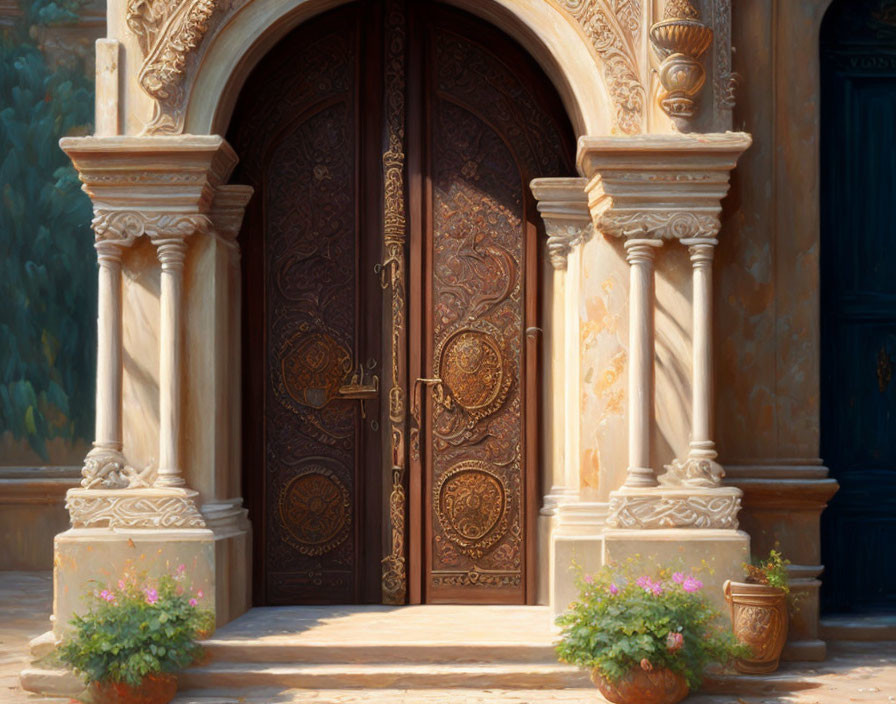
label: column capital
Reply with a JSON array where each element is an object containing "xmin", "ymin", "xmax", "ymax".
[
  {"xmin": 577, "ymin": 133, "xmax": 750, "ymax": 242},
  {"xmin": 530, "ymin": 177, "xmax": 592, "ymax": 270},
  {"xmin": 623, "ymin": 237, "xmax": 663, "ymax": 262},
  {"xmin": 93, "ymin": 208, "xmax": 211, "ymax": 246}
]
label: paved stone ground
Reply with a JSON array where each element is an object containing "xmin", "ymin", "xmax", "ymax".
[{"xmin": 2, "ymin": 572, "xmax": 894, "ymax": 704}]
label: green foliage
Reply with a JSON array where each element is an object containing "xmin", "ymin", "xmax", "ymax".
[
  {"xmin": 556, "ymin": 563, "xmax": 748, "ymax": 690},
  {"xmin": 58, "ymin": 569, "xmax": 214, "ymax": 687},
  {"xmin": 745, "ymin": 548, "xmax": 791, "ymax": 595},
  {"xmin": 0, "ymin": 1, "xmax": 96, "ymax": 458}
]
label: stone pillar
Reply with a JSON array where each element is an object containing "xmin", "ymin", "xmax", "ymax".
[
  {"xmin": 530, "ymin": 178, "xmax": 609, "ymax": 613},
  {"xmin": 80, "ymin": 237, "xmax": 135, "ymax": 490},
  {"xmin": 623, "ymin": 238, "xmax": 662, "ymax": 488},
  {"xmin": 531, "ymin": 178, "xmax": 591, "ymax": 510},
  {"xmin": 578, "ymin": 133, "xmax": 752, "ymax": 611},
  {"xmin": 666, "ymin": 237, "xmax": 723, "ymax": 485},
  {"xmin": 154, "ymin": 236, "xmax": 191, "ymax": 488}
]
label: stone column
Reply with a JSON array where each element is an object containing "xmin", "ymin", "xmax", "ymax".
[
  {"xmin": 623, "ymin": 238, "xmax": 662, "ymax": 488},
  {"xmin": 531, "ymin": 177, "xmax": 609, "ymax": 612},
  {"xmin": 666, "ymin": 237, "xmax": 723, "ymax": 486},
  {"xmin": 530, "ymin": 178, "xmax": 591, "ymax": 509},
  {"xmin": 154, "ymin": 236, "xmax": 190, "ymax": 488},
  {"xmin": 80, "ymin": 240, "xmax": 128, "ymax": 488}
]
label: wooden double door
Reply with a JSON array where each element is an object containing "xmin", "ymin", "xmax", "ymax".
[{"xmin": 230, "ymin": 0, "xmax": 574, "ymax": 605}]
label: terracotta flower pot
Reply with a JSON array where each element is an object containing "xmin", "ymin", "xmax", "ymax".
[
  {"xmin": 724, "ymin": 579, "xmax": 789, "ymax": 674},
  {"xmin": 591, "ymin": 667, "xmax": 689, "ymax": 704},
  {"xmin": 87, "ymin": 673, "xmax": 177, "ymax": 704}
]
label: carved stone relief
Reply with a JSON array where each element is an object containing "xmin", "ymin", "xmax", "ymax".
[
  {"xmin": 558, "ymin": 0, "xmax": 645, "ymax": 134},
  {"xmin": 607, "ymin": 491, "xmax": 741, "ymax": 529},
  {"xmin": 126, "ymin": 0, "xmax": 237, "ymax": 134}
]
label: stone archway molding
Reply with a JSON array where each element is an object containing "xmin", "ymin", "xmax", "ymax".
[{"xmin": 122, "ymin": 0, "xmax": 631, "ymax": 137}]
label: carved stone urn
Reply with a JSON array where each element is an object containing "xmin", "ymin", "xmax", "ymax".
[
  {"xmin": 723, "ymin": 580, "xmax": 789, "ymax": 674},
  {"xmin": 591, "ymin": 667, "xmax": 689, "ymax": 704}
]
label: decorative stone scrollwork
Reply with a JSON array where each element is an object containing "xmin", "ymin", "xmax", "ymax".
[
  {"xmin": 607, "ymin": 491, "xmax": 741, "ymax": 530},
  {"xmin": 545, "ymin": 222, "xmax": 592, "ymax": 270},
  {"xmin": 597, "ymin": 210, "xmax": 720, "ymax": 240},
  {"xmin": 81, "ymin": 447, "xmax": 154, "ymax": 490},
  {"xmin": 92, "ymin": 209, "xmax": 211, "ymax": 242},
  {"xmin": 711, "ymin": 0, "xmax": 737, "ymax": 112},
  {"xmin": 127, "ymin": 0, "xmax": 225, "ymax": 134},
  {"xmin": 660, "ymin": 457, "xmax": 725, "ymax": 488},
  {"xmin": 66, "ymin": 490, "xmax": 207, "ymax": 529},
  {"xmin": 559, "ymin": 0, "xmax": 644, "ymax": 134}
]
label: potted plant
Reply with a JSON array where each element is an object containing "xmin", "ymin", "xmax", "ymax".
[
  {"xmin": 723, "ymin": 548, "xmax": 790, "ymax": 674},
  {"xmin": 557, "ymin": 564, "xmax": 747, "ymax": 704},
  {"xmin": 58, "ymin": 566, "xmax": 214, "ymax": 704}
]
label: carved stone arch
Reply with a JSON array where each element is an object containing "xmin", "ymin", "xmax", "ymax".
[{"xmin": 161, "ymin": 0, "xmax": 619, "ymax": 138}]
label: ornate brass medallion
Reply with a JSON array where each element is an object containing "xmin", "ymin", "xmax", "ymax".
[
  {"xmin": 279, "ymin": 331, "xmax": 352, "ymax": 410},
  {"xmin": 434, "ymin": 325, "xmax": 512, "ymax": 436},
  {"xmin": 435, "ymin": 460, "xmax": 509, "ymax": 559},
  {"xmin": 278, "ymin": 465, "xmax": 352, "ymax": 556}
]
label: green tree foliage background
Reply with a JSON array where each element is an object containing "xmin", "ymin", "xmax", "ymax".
[{"xmin": 1, "ymin": 0, "xmax": 96, "ymax": 460}]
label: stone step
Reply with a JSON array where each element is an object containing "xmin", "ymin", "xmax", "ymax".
[
  {"xmin": 200, "ymin": 639, "xmax": 558, "ymax": 664},
  {"xmin": 178, "ymin": 662, "xmax": 592, "ymax": 691}
]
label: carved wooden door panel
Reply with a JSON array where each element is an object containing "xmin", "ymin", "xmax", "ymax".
[
  {"xmin": 231, "ymin": 0, "xmax": 573, "ymax": 606},
  {"xmin": 230, "ymin": 5, "xmax": 383, "ymax": 606},
  {"xmin": 410, "ymin": 5, "xmax": 575, "ymax": 604}
]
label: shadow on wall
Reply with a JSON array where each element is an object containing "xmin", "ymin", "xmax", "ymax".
[{"xmin": 0, "ymin": 0, "xmax": 103, "ymax": 466}]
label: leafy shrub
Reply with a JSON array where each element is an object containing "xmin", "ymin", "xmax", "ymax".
[
  {"xmin": 0, "ymin": 0, "xmax": 96, "ymax": 459},
  {"xmin": 556, "ymin": 563, "xmax": 748, "ymax": 690},
  {"xmin": 744, "ymin": 548, "xmax": 791, "ymax": 595},
  {"xmin": 58, "ymin": 567, "xmax": 214, "ymax": 686}
]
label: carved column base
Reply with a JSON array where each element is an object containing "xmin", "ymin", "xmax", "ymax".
[
  {"xmin": 81, "ymin": 445, "xmax": 154, "ymax": 490},
  {"xmin": 606, "ymin": 485, "xmax": 742, "ymax": 530},
  {"xmin": 65, "ymin": 487, "xmax": 207, "ymax": 530}
]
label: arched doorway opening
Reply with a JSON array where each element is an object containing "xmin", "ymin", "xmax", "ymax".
[
  {"xmin": 227, "ymin": 0, "xmax": 576, "ymax": 606},
  {"xmin": 820, "ymin": 0, "xmax": 896, "ymax": 613}
]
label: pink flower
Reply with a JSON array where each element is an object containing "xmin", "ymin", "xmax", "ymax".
[
  {"xmin": 177, "ymin": 564, "xmax": 186, "ymax": 574},
  {"xmin": 609, "ymin": 583, "xmax": 619, "ymax": 596},
  {"xmin": 636, "ymin": 576, "xmax": 663, "ymax": 595},
  {"xmin": 681, "ymin": 577, "xmax": 703, "ymax": 593},
  {"xmin": 143, "ymin": 587, "xmax": 159, "ymax": 605},
  {"xmin": 99, "ymin": 589, "xmax": 115, "ymax": 602},
  {"xmin": 584, "ymin": 574, "xmax": 593, "ymax": 584},
  {"xmin": 117, "ymin": 579, "xmax": 125, "ymax": 590},
  {"xmin": 672, "ymin": 572, "xmax": 685, "ymax": 584},
  {"xmin": 196, "ymin": 590, "xmax": 203, "ymax": 598},
  {"xmin": 189, "ymin": 598, "xmax": 198, "ymax": 607},
  {"xmin": 666, "ymin": 632, "xmax": 684, "ymax": 653}
]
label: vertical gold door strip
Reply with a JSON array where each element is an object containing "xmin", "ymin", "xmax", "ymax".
[{"xmin": 380, "ymin": 0, "xmax": 408, "ymax": 605}]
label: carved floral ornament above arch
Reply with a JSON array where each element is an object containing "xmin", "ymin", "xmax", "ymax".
[
  {"xmin": 123, "ymin": 0, "xmax": 735, "ymax": 136},
  {"xmin": 123, "ymin": 0, "xmax": 646, "ymax": 135}
]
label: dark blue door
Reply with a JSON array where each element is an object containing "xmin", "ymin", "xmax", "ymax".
[{"xmin": 820, "ymin": 0, "xmax": 896, "ymax": 613}]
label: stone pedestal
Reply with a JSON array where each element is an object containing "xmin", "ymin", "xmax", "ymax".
[
  {"xmin": 550, "ymin": 501, "xmax": 608, "ymax": 616},
  {"xmin": 603, "ymin": 528, "xmax": 749, "ymax": 613},
  {"xmin": 53, "ymin": 526, "xmax": 215, "ymax": 637}
]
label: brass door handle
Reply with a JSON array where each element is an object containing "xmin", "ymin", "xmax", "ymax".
[{"xmin": 411, "ymin": 377, "xmax": 443, "ymax": 427}]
